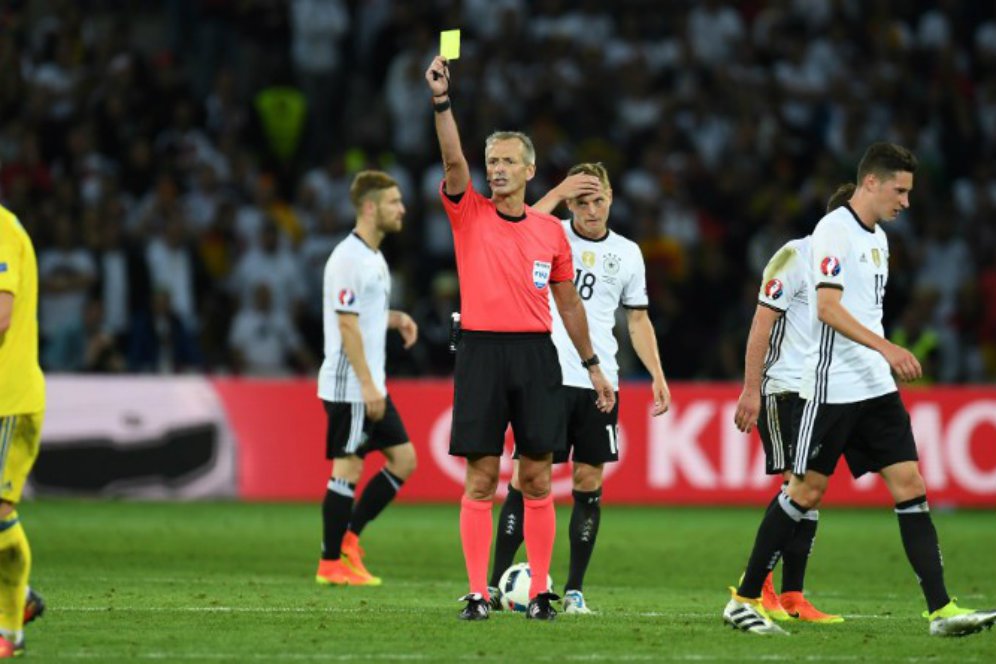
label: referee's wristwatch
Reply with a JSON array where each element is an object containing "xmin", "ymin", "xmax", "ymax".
[{"xmin": 581, "ymin": 354, "xmax": 600, "ymax": 370}]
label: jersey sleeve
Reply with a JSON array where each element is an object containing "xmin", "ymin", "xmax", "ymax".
[
  {"xmin": 621, "ymin": 244, "xmax": 649, "ymax": 308},
  {"xmin": 439, "ymin": 178, "xmax": 481, "ymax": 230},
  {"xmin": 0, "ymin": 231, "xmax": 20, "ymax": 296},
  {"xmin": 327, "ymin": 254, "xmax": 365, "ymax": 315},
  {"xmin": 757, "ymin": 244, "xmax": 798, "ymax": 312},
  {"xmin": 549, "ymin": 223, "xmax": 574, "ymax": 283},
  {"xmin": 811, "ymin": 219, "xmax": 848, "ymax": 291}
]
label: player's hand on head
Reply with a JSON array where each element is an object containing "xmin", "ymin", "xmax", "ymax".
[
  {"xmin": 425, "ymin": 56, "xmax": 450, "ymax": 97},
  {"xmin": 651, "ymin": 378, "xmax": 670, "ymax": 417},
  {"xmin": 558, "ymin": 174, "xmax": 602, "ymax": 201},
  {"xmin": 734, "ymin": 389, "xmax": 761, "ymax": 433},
  {"xmin": 362, "ymin": 384, "xmax": 387, "ymax": 422}
]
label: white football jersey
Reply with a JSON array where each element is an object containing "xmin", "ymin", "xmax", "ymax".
[
  {"xmin": 800, "ymin": 205, "xmax": 895, "ymax": 404},
  {"xmin": 550, "ymin": 221, "xmax": 649, "ymax": 390},
  {"xmin": 318, "ymin": 233, "xmax": 390, "ymax": 403},
  {"xmin": 757, "ymin": 236, "xmax": 811, "ymax": 396}
]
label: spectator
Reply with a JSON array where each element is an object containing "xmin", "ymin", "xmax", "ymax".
[{"xmin": 228, "ymin": 282, "xmax": 314, "ymax": 377}]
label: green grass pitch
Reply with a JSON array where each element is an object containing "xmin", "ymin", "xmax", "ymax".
[{"xmin": 21, "ymin": 500, "xmax": 996, "ymax": 661}]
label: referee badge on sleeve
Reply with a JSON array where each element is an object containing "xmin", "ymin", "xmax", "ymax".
[{"xmin": 532, "ymin": 260, "xmax": 551, "ymax": 289}]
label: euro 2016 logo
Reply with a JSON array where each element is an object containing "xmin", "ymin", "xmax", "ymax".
[
  {"xmin": 764, "ymin": 278, "xmax": 783, "ymax": 300},
  {"xmin": 821, "ymin": 256, "xmax": 841, "ymax": 277},
  {"xmin": 338, "ymin": 288, "xmax": 356, "ymax": 306}
]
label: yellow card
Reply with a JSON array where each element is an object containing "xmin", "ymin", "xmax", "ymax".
[{"xmin": 440, "ymin": 29, "xmax": 461, "ymax": 60}]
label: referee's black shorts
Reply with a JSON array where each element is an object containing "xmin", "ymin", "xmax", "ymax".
[{"xmin": 449, "ymin": 331, "xmax": 565, "ymax": 458}]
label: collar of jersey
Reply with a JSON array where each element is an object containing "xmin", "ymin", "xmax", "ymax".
[
  {"xmin": 570, "ymin": 220, "xmax": 610, "ymax": 243},
  {"xmin": 351, "ymin": 231, "xmax": 379, "ymax": 252},
  {"xmin": 496, "ymin": 209, "xmax": 526, "ymax": 222},
  {"xmin": 843, "ymin": 204, "xmax": 876, "ymax": 234}
]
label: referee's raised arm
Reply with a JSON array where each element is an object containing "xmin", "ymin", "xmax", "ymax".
[{"xmin": 426, "ymin": 56, "xmax": 469, "ymax": 196}]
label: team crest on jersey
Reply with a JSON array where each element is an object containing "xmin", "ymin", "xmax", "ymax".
[
  {"xmin": 338, "ymin": 288, "xmax": 356, "ymax": 306},
  {"xmin": 603, "ymin": 253, "xmax": 620, "ymax": 275},
  {"xmin": 581, "ymin": 251, "xmax": 596, "ymax": 269},
  {"xmin": 764, "ymin": 278, "xmax": 784, "ymax": 300},
  {"xmin": 871, "ymin": 248, "xmax": 881, "ymax": 267},
  {"xmin": 532, "ymin": 260, "xmax": 552, "ymax": 289},
  {"xmin": 820, "ymin": 256, "xmax": 841, "ymax": 277}
]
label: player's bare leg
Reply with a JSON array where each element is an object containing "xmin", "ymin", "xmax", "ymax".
[
  {"xmin": 488, "ymin": 461, "xmax": 525, "ymax": 609},
  {"xmin": 773, "ymin": 471, "xmax": 841, "ymax": 622},
  {"xmin": 343, "ymin": 442, "xmax": 417, "ymax": 581},
  {"xmin": 0, "ymin": 500, "xmax": 30, "ymax": 656},
  {"xmin": 879, "ymin": 461, "xmax": 996, "ymax": 635},
  {"xmin": 316, "ymin": 455, "xmax": 380, "ymax": 586},
  {"xmin": 563, "ymin": 461, "xmax": 602, "ymax": 615}
]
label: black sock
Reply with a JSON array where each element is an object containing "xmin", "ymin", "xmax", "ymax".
[
  {"xmin": 489, "ymin": 485, "xmax": 524, "ymax": 588},
  {"xmin": 565, "ymin": 488, "xmax": 602, "ymax": 593},
  {"xmin": 896, "ymin": 495, "xmax": 950, "ymax": 613},
  {"xmin": 781, "ymin": 511, "xmax": 818, "ymax": 593},
  {"xmin": 737, "ymin": 491, "xmax": 806, "ymax": 598},
  {"xmin": 349, "ymin": 468, "xmax": 405, "ymax": 536},
  {"xmin": 321, "ymin": 478, "xmax": 355, "ymax": 560}
]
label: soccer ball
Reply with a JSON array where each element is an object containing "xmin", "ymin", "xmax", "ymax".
[{"xmin": 497, "ymin": 562, "xmax": 553, "ymax": 612}]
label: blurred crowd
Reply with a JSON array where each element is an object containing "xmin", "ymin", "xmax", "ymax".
[{"xmin": 1, "ymin": 0, "xmax": 995, "ymax": 382}]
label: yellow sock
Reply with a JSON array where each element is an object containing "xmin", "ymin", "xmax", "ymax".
[{"xmin": 0, "ymin": 511, "xmax": 31, "ymax": 639}]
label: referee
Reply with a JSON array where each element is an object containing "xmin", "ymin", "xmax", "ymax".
[{"xmin": 425, "ymin": 55, "xmax": 615, "ymax": 622}]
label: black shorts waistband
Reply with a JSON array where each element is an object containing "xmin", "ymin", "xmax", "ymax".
[{"xmin": 461, "ymin": 330, "xmax": 550, "ymax": 342}]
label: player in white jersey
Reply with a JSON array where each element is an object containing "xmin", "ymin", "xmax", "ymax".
[
  {"xmin": 725, "ymin": 144, "xmax": 996, "ymax": 637},
  {"xmin": 488, "ymin": 163, "xmax": 671, "ymax": 614},
  {"xmin": 732, "ymin": 185, "xmax": 856, "ymax": 625},
  {"xmin": 315, "ymin": 171, "xmax": 419, "ymax": 587}
]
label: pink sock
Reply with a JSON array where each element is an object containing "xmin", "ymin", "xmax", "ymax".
[
  {"xmin": 523, "ymin": 494, "xmax": 556, "ymax": 599},
  {"xmin": 459, "ymin": 495, "xmax": 493, "ymax": 598}
]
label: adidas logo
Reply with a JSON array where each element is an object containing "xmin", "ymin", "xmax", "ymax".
[{"xmin": 860, "ymin": 254, "xmax": 868, "ymax": 262}]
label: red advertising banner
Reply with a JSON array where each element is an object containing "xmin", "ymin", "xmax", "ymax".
[{"xmin": 213, "ymin": 379, "xmax": 996, "ymax": 507}]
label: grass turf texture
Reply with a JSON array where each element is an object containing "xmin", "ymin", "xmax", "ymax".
[{"xmin": 22, "ymin": 501, "xmax": 996, "ymax": 661}]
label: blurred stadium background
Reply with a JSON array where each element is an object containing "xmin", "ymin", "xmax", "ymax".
[
  {"xmin": 5, "ymin": 1, "xmax": 996, "ymax": 660},
  {"xmin": 2, "ymin": 1, "xmax": 994, "ymax": 499}
]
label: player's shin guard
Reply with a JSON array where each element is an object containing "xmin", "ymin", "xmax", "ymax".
[
  {"xmin": 460, "ymin": 495, "xmax": 493, "ymax": 597},
  {"xmin": 523, "ymin": 494, "xmax": 556, "ymax": 600},
  {"xmin": 737, "ymin": 491, "xmax": 807, "ymax": 599},
  {"xmin": 489, "ymin": 485, "xmax": 524, "ymax": 588},
  {"xmin": 565, "ymin": 488, "xmax": 602, "ymax": 592},
  {"xmin": 321, "ymin": 478, "xmax": 355, "ymax": 560},
  {"xmin": 349, "ymin": 468, "xmax": 405, "ymax": 536},
  {"xmin": 781, "ymin": 510, "xmax": 818, "ymax": 593},
  {"xmin": 0, "ymin": 513, "xmax": 30, "ymax": 639},
  {"xmin": 895, "ymin": 496, "xmax": 950, "ymax": 613}
]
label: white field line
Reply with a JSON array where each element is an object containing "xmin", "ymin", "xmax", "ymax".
[
  {"xmin": 54, "ymin": 605, "xmax": 894, "ymax": 619},
  {"xmin": 39, "ymin": 653, "xmax": 991, "ymax": 663}
]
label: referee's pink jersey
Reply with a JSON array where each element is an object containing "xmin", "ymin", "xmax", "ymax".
[{"xmin": 441, "ymin": 180, "xmax": 574, "ymax": 332}]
